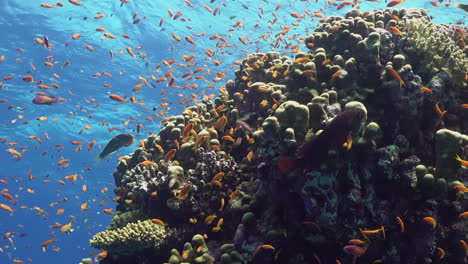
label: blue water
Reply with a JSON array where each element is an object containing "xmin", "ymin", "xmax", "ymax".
[{"xmin": 0, "ymin": 0, "xmax": 465, "ymax": 263}]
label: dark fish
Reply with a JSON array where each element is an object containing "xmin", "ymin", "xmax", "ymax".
[
  {"xmin": 455, "ymin": 2, "xmax": 468, "ymax": 12},
  {"xmin": 278, "ymin": 108, "xmax": 366, "ymax": 173},
  {"xmin": 96, "ymin": 134, "xmax": 134, "ymax": 161},
  {"xmin": 43, "ymin": 36, "xmax": 50, "ymax": 48}
]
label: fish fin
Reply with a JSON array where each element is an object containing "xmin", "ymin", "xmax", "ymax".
[
  {"xmin": 298, "ymin": 138, "xmax": 315, "ymax": 157},
  {"xmin": 346, "ymin": 135, "xmax": 353, "ymax": 151},
  {"xmin": 95, "ymin": 155, "xmax": 104, "ymax": 163},
  {"xmin": 277, "ymin": 156, "xmax": 298, "ymax": 174}
]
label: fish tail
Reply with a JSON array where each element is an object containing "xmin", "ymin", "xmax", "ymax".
[
  {"xmin": 95, "ymin": 154, "xmax": 104, "ymax": 162},
  {"xmin": 277, "ymin": 156, "xmax": 298, "ymax": 174}
]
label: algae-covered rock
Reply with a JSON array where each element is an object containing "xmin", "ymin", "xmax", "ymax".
[
  {"xmin": 356, "ymin": 32, "xmax": 381, "ymax": 64},
  {"xmin": 165, "ymin": 234, "xmax": 214, "ymax": 264},
  {"xmin": 90, "ymin": 219, "xmax": 166, "ymax": 255},
  {"xmin": 275, "ymin": 100, "xmax": 309, "ymax": 142},
  {"xmin": 435, "ymin": 129, "xmax": 463, "ymax": 181},
  {"xmin": 358, "ymin": 122, "xmax": 380, "ymax": 147}
]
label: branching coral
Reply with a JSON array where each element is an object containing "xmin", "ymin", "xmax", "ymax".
[
  {"xmin": 90, "ymin": 219, "xmax": 166, "ymax": 255},
  {"xmin": 403, "ymin": 17, "xmax": 468, "ymax": 86}
]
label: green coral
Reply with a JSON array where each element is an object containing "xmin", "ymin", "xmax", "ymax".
[
  {"xmin": 435, "ymin": 129, "xmax": 468, "ymax": 181},
  {"xmin": 165, "ymin": 234, "xmax": 214, "ymax": 264},
  {"xmin": 307, "ymin": 95, "xmax": 328, "ymax": 132},
  {"xmin": 219, "ymin": 244, "xmax": 243, "ymax": 264},
  {"xmin": 275, "ymin": 100, "xmax": 310, "ymax": 143},
  {"xmin": 356, "ymin": 32, "xmax": 381, "ymax": 64},
  {"xmin": 357, "ymin": 122, "xmax": 381, "ymax": 147},
  {"xmin": 90, "ymin": 219, "xmax": 166, "ymax": 255}
]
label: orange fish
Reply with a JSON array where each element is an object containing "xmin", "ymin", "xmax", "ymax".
[
  {"xmin": 164, "ymin": 149, "xmax": 177, "ymax": 163},
  {"xmin": 183, "ymin": 123, "xmax": 194, "ymax": 137},
  {"xmin": 41, "ymin": 3, "xmax": 56, "ymax": 8},
  {"xmin": 195, "ymin": 136, "xmax": 208, "ymax": 148},
  {"xmin": 103, "ymin": 209, "xmax": 114, "ymax": 215},
  {"xmin": 436, "ymin": 247, "xmax": 445, "ymax": 259},
  {"xmin": 57, "ymin": 158, "xmax": 70, "ymax": 166},
  {"xmin": 454, "ymin": 185, "xmax": 468, "ymax": 192},
  {"xmin": 396, "ymin": 216, "xmax": 405, "ymax": 232},
  {"xmin": 211, "ymin": 172, "xmax": 225, "ymax": 182},
  {"xmin": 387, "ymin": 68, "xmax": 405, "ymax": 86},
  {"xmin": 0, "ymin": 203, "xmax": 14, "ymax": 212},
  {"xmin": 331, "ymin": 70, "xmax": 347, "ymax": 79},
  {"xmin": 68, "ymin": 0, "xmax": 83, "ymax": 6},
  {"xmin": 6, "ymin": 148, "xmax": 22, "ymax": 157},
  {"xmin": 109, "ymin": 94, "xmax": 127, "ymax": 102},
  {"xmin": 435, "ymin": 104, "xmax": 447, "ymax": 125},
  {"xmin": 151, "ymin": 219, "xmax": 165, "ymax": 225},
  {"xmin": 388, "ymin": 27, "xmax": 404, "ymax": 35},
  {"xmin": 139, "ymin": 160, "xmax": 154, "ymax": 166},
  {"xmin": 252, "ymin": 244, "xmax": 275, "ymax": 259},
  {"xmin": 80, "ymin": 202, "xmax": 88, "ymax": 210},
  {"xmin": 294, "ymin": 57, "xmax": 310, "ymax": 64},
  {"xmin": 95, "ymin": 251, "xmax": 108, "ymax": 261},
  {"xmin": 421, "ymin": 87, "xmax": 432, "ymax": 94},
  {"xmin": 60, "ymin": 222, "xmax": 72, "ymax": 232},
  {"xmin": 185, "ymin": 36, "xmax": 196, "ymax": 45},
  {"xmin": 22, "ymin": 75, "xmax": 34, "ymax": 82},
  {"xmin": 204, "ymin": 214, "xmax": 217, "ymax": 225},
  {"xmin": 422, "ymin": 216, "xmax": 436, "ymax": 229},
  {"xmin": 178, "ymin": 183, "xmax": 192, "ymax": 200},
  {"xmin": 455, "ymin": 155, "xmax": 468, "ymax": 167},
  {"xmin": 348, "ymin": 239, "xmax": 366, "ymax": 245},
  {"xmin": 84, "ymin": 44, "xmax": 94, "ymax": 51},
  {"xmin": 2, "ymin": 193, "xmax": 13, "ymax": 201},
  {"xmin": 213, "ymin": 115, "xmax": 227, "ymax": 130},
  {"xmin": 41, "ymin": 238, "xmax": 56, "ymax": 252},
  {"xmin": 171, "ymin": 33, "xmax": 182, "ymax": 42},
  {"xmin": 126, "ymin": 46, "xmax": 136, "ymax": 57},
  {"xmin": 387, "ymin": 0, "xmax": 404, "ymax": 7}
]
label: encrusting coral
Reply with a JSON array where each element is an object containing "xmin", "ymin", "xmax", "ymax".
[{"xmin": 90, "ymin": 7, "xmax": 468, "ymax": 264}]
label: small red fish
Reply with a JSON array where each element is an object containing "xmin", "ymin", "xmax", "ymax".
[
  {"xmin": 387, "ymin": 0, "xmax": 404, "ymax": 7},
  {"xmin": 32, "ymin": 95, "xmax": 58, "ymax": 105}
]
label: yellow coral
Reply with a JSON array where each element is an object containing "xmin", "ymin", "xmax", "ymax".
[
  {"xmin": 90, "ymin": 219, "xmax": 166, "ymax": 255},
  {"xmin": 403, "ymin": 17, "xmax": 468, "ymax": 86}
]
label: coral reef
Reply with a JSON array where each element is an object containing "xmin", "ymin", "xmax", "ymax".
[{"xmin": 90, "ymin": 8, "xmax": 468, "ymax": 264}]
